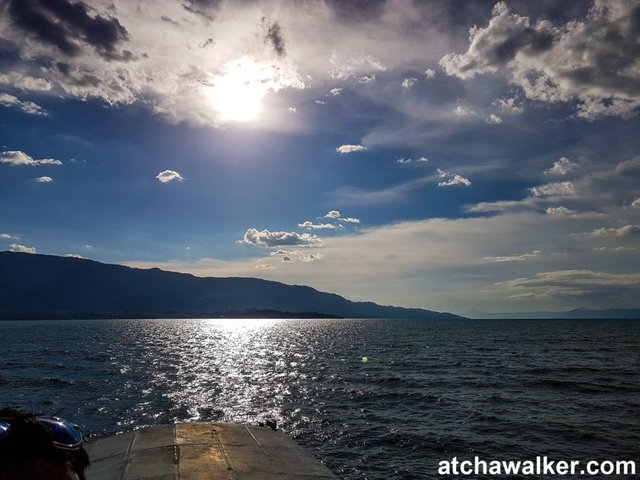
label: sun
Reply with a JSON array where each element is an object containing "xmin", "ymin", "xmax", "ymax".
[{"xmin": 205, "ymin": 57, "xmax": 276, "ymax": 123}]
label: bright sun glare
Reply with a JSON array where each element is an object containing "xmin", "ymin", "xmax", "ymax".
[{"xmin": 206, "ymin": 57, "xmax": 278, "ymax": 122}]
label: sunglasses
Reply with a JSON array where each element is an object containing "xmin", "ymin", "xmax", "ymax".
[{"xmin": 0, "ymin": 416, "xmax": 83, "ymax": 450}]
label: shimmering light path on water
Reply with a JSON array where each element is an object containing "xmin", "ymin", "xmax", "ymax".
[{"xmin": 2, "ymin": 318, "xmax": 640, "ymax": 479}]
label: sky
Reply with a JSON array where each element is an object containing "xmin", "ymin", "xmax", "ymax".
[{"xmin": 1, "ymin": 0, "xmax": 639, "ymax": 316}]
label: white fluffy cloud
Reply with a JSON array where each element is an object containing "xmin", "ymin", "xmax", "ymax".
[
  {"xmin": 546, "ymin": 206, "xmax": 576, "ymax": 216},
  {"xmin": 155, "ymin": 170, "xmax": 184, "ymax": 183},
  {"xmin": 401, "ymin": 77, "xmax": 417, "ymax": 90},
  {"xmin": 439, "ymin": 174, "xmax": 471, "ymax": 187},
  {"xmin": 592, "ymin": 225, "xmax": 640, "ymax": 236},
  {"xmin": 529, "ymin": 181, "xmax": 575, "ymax": 197},
  {"xmin": 34, "ymin": 176, "xmax": 53, "ymax": 183},
  {"xmin": 0, "ymin": 150, "xmax": 62, "ymax": 166},
  {"xmin": 255, "ymin": 263, "xmax": 276, "ymax": 270},
  {"xmin": 440, "ymin": 1, "xmax": 640, "ymax": 118},
  {"xmin": 486, "ymin": 114, "xmax": 502, "ymax": 124},
  {"xmin": 397, "ymin": 156, "xmax": 428, "ymax": 164},
  {"xmin": 424, "ymin": 68, "xmax": 436, "ymax": 79},
  {"xmin": 8, "ymin": 243, "xmax": 36, "ymax": 254},
  {"xmin": 336, "ymin": 144, "xmax": 366, "ymax": 154},
  {"xmin": 545, "ymin": 157, "xmax": 578, "ymax": 176},
  {"xmin": 632, "ymin": 198, "xmax": 640, "ymax": 208},
  {"xmin": 437, "ymin": 169, "xmax": 471, "ymax": 187},
  {"xmin": 0, "ymin": 93, "xmax": 48, "ymax": 116},
  {"xmin": 494, "ymin": 96, "xmax": 524, "ymax": 114},
  {"xmin": 240, "ymin": 228, "xmax": 323, "ymax": 247},
  {"xmin": 322, "ymin": 210, "xmax": 360, "ymax": 223},
  {"xmin": 298, "ymin": 221, "xmax": 337, "ymax": 230},
  {"xmin": 328, "ymin": 88, "xmax": 343, "ymax": 96},
  {"xmin": 454, "ymin": 105, "xmax": 475, "ymax": 117}
]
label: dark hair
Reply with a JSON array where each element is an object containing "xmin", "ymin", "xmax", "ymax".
[{"xmin": 0, "ymin": 409, "xmax": 90, "ymax": 480}]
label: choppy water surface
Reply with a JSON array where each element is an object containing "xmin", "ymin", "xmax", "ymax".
[{"xmin": 2, "ymin": 318, "xmax": 640, "ymax": 479}]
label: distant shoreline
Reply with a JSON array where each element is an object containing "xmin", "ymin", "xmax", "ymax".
[{"xmin": 0, "ymin": 309, "xmax": 343, "ymax": 321}]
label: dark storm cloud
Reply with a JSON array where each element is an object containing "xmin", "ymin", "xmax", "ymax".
[
  {"xmin": 7, "ymin": 0, "xmax": 129, "ymax": 60},
  {"xmin": 325, "ymin": 0, "xmax": 387, "ymax": 22},
  {"xmin": 264, "ymin": 20, "xmax": 286, "ymax": 57},
  {"xmin": 56, "ymin": 61, "xmax": 101, "ymax": 87}
]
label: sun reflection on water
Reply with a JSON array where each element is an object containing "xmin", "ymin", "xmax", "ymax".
[{"xmin": 149, "ymin": 319, "xmax": 306, "ymax": 426}]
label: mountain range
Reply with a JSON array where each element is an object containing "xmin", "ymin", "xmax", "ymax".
[
  {"xmin": 465, "ymin": 308, "xmax": 640, "ymax": 320},
  {"xmin": 0, "ymin": 251, "xmax": 463, "ymax": 320}
]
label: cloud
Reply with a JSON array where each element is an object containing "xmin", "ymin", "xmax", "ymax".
[
  {"xmin": 500, "ymin": 270, "xmax": 640, "ymax": 290},
  {"xmin": 482, "ymin": 250, "xmax": 542, "ymax": 262},
  {"xmin": 298, "ymin": 221, "xmax": 337, "ymax": 230},
  {"xmin": 0, "ymin": 150, "xmax": 62, "ymax": 166},
  {"xmin": 239, "ymin": 228, "xmax": 323, "ymax": 247},
  {"xmin": 315, "ymin": 99, "xmax": 326, "ymax": 105},
  {"xmin": 545, "ymin": 157, "xmax": 578, "ymax": 176},
  {"xmin": 269, "ymin": 249, "xmax": 323, "ymax": 263},
  {"xmin": 328, "ymin": 88, "xmax": 343, "ymax": 96},
  {"xmin": 424, "ymin": 68, "xmax": 436, "ymax": 79},
  {"xmin": 8, "ymin": 243, "xmax": 36, "ymax": 254},
  {"xmin": 529, "ymin": 181, "xmax": 575, "ymax": 197},
  {"xmin": 34, "ymin": 176, "xmax": 53, "ymax": 183},
  {"xmin": 7, "ymin": 0, "xmax": 130, "ymax": 60},
  {"xmin": 546, "ymin": 206, "xmax": 576, "ymax": 216},
  {"xmin": 401, "ymin": 77, "xmax": 417, "ymax": 90},
  {"xmin": 255, "ymin": 263, "xmax": 276, "ymax": 270},
  {"xmin": 288, "ymin": 106, "xmax": 296, "ymax": 112},
  {"xmin": 64, "ymin": 253, "xmax": 84, "ymax": 258},
  {"xmin": 263, "ymin": 19, "xmax": 286, "ymax": 57},
  {"xmin": 356, "ymin": 74, "xmax": 376, "ymax": 84},
  {"xmin": 156, "ymin": 170, "xmax": 184, "ymax": 183},
  {"xmin": 438, "ymin": 174, "xmax": 471, "ymax": 187},
  {"xmin": 454, "ymin": 105, "xmax": 475, "ymax": 117},
  {"xmin": 592, "ymin": 225, "xmax": 640, "ymax": 236},
  {"xmin": 321, "ymin": 210, "xmax": 359, "ymax": 224},
  {"xmin": 615, "ymin": 157, "xmax": 640, "ymax": 174},
  {"xmin": 330, "ymin": 54, "xmax": 386, "ymax": 81},
  {"xmin": 126, "ymin": 206, "xmax": 640, "ymax": 315},
  {"xmin": 0, "ymin": 73, "xmax": 52, "ymax": 91},
  {"xmin": 494, "ymin": 96, "xmax": 524, "ymax": 114},
  {"xmin": 632, "ymin": 199, "xmax": 640, "ymax": 208},
  {"xmin": 336, "ymin": 144, "xmax": 366, "ymax": 154},
  {"xmin": 299, "ymin": 253, "xmax": 323, "ymax": 262},
  {"xmin": 437, "ymin": 169, "xmax": 471, "ymax": 187},
  {"xmin": 397, "ymin": 156, "xmax": 428, "ymax": 164},
  {"xmin": 440, "ymin": 1, "xmax": 640, "ymax": 118},
  {"xmin": 0, "ymin": 93, "xmax": 49, "ymax": 116},
  {"xmin": 486, "ymin": 114, "xmax": 502, "ymax": 124}
]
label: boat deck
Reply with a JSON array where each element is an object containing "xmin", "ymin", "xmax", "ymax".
[{"xmin": 85, "ymin": 422, "xmax": 337, "ymax": 480}]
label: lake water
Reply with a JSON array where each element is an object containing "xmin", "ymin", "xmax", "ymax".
[{"xmin": 1, "ymin": 318, "xmax": 639, "ymax": 479}]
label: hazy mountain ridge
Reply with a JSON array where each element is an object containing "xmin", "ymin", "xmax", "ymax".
[
  {"xmin": 465, "ymin": 308, "xmax": 640, "ymax": 320},
  {"xmin": 0, "ymin": 252, "xmax": 463, "ymax": 320}
]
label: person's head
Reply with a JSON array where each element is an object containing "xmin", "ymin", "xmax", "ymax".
[{"xmin": 0, "ymin": 409, "xmax": 89, "ymax": 480}]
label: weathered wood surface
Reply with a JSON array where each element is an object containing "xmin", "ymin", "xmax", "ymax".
[{"xmin": 85, "ymin": 423, "xmax": 337, "ymax": 480}]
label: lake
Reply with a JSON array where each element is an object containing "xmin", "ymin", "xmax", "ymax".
[{"xmin": 1, "ymin": 318, "xmax": 639, "ymax": 479}]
